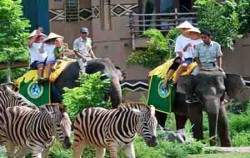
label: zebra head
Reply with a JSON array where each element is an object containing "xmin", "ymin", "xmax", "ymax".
[
  {"xmin": 0, "ymin": 82, "xmax": 37, "ymax": 109},
  {"xmin": 136, "ymin": 105, "xmax": 158, "ymax": 147},
  {"xmin": 40, "ymin": 103, "xmax": 72, "ymax": 149}
]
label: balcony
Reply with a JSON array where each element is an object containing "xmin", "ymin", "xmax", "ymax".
[{"xmin": 128, "ymin": 8, "xmax": 197, "ymax": 49}]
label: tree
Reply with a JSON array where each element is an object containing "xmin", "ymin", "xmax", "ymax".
[
  {"xmin": 0, "ymin": 0, "xmax": 30, "ymax": 82},
  {"xmin": 194, "ymin": 0, "xmax": 242, "ymax": 49}
]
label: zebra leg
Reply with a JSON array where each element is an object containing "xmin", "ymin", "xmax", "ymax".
[
  {"xmin": 107, "ymin": 145, "xmax": 119, "ymax": 158},
  {"xmin": 95, "ymin": 147, "xmax": 106, "ymax": 158},
  {"xmin": 15, "ymin": 146, "xmax": 29, "ymax": 158},
  {"xmin": 42, "ymin": 147, "xmax": 50, "ymax": 158},
  {"xmin": 123, "ymin": 143, "xmax": 136, "ymax": 158},
  {"xmin": 5, "ymin": 141, "xmax": 16, "ymax": 158},
  {"xmin": 73, "ymin": 140, "xmax": 87, "ymax": 158}
]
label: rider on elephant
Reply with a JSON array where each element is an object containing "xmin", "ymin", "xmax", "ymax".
[
  {"xmin": 186, "ymin": 29, "xmax": 224, "ymax": 103},
  {"xmin": 163, "ymin": 21, "xmax": 194, "ymax": 89},
  {"xmin": 73, "ymin": 27, "xmax": 97, "ymax": 73}
]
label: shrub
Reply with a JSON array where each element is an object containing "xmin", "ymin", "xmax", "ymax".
[{"xmin": 62, "ymin": 72, "xmax": 111, "ymax": 120}]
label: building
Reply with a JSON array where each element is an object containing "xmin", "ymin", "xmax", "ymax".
[{"xmin": 21, "ymin": 0, "xmax": 250, "ymax": 102}]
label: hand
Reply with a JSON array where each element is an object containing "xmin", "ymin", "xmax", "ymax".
[
  {"xmin": 200, "ymin": 66, "xmax": 206, "ymax": 71},
  {"xmin": 82, "ymin": 57, "xmax": 87, "ymax": 62},
  {"xmin": 36, "ymin": 27, "xmax": 43, "ymax": 35},
  {"xmin": 183, "ymin": 43, "xmax": 192, "ymax": 51},
  {"xmin": 219, "ymin": 67, "xmax": 224, "ymax": 71}
]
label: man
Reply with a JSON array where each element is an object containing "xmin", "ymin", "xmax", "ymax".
[
  {"xmin": 186, "ymin": 30, "xmax": 223, "ymax": 103},
  {"xmin": 28, "ymin": 27, "xmax": 47, "ymax": 82},
  {"xmin": 193, "ymin": 30, "xmax": 223, "ymax": 74},
  {"xmin": 73, "ymin": 27, "xmax": 97, "ymax": 73}
]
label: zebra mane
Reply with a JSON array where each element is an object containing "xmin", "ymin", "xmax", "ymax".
[
  {"xmin": 39, "ymin": 103, "xmax": 67, "ymax": 114},
  {"xmin": 118, "ymin": 102, "xmax": 151, "ymax": 113}
]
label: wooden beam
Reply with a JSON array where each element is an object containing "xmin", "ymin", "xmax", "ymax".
[{"xmin": 0, "ymin": 61, "xmax": 29, "ymax": 70}]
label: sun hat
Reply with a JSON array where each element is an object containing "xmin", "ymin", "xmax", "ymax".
[
  {"xmin": 43, "ymin": 32, "xmax": 63, "ymax": 42},
  {"xmin": 176, "ymin": 21, "xmax": 193, "ymax": 29},
  {"xmin": 80, "ymin": 27, "xmax": 89, "ymax": 33},
  {"xmin": 28, "ymin": 29, "xmax": 46, "ymax": 38},
  {"xmin": 186, "ymin": 27, "xmax": 201, "ymax": 34}
]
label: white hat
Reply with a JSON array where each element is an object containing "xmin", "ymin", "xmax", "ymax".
[
  {"xmin": 28, "ymin": 30, "xmax": 46, "ymax": 38},
  {"xmin": 176, "ymin": 21, "xmax": 193, "ymax": 29},
  {"xmin": 44, "ymin": 32, "xmax": 63, "ymax": 42},
  {"xmin": 186, "ymin": 27, "xmax": 201, "ymax": 34}
]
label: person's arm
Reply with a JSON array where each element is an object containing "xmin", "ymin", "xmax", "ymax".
[
  {"xmin": 216, "ymin": 44, "xmax": 223, "ymax": 71},
  {"xmin": 89, "ymin": 49, "xmax": 96, "ymax": 59},
  {"xmin": 28, "ymin": 27, "xmax": 43, "ymax": 48},
  {"xmin": 217, "ymin": 56, "xmax": 222, "ymax": 70}
]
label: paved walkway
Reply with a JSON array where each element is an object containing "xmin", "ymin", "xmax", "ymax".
[{"xmin": 206, "ymin": 147, "xmax": 250, "ymax": 153}]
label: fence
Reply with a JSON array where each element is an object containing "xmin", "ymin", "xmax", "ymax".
[{"xmin": 128, "ymin": 8, "xmax": 197, "ymax": 50}]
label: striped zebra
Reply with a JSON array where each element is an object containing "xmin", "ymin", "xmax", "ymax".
[
  {"xmin": 73, "ymin": 102, "xmax": 158, "ymax": 158},
  {"xmin": 0, "ymin": 83, "xmax": 37, "ymax": 144},
  {"xmin": 0, "ymin": 103, "xmax": 72, "ymax": 158}
]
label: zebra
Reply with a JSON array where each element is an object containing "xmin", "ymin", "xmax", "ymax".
[
  {"xmin": 0, "ymin": 103, "xmax": 72, "ymax": 158},
  {"xmin": 73, "ymin": 102, "xmax": 158, "ymax": 158},
  {"xmin": 0, "ymin": 83, "xmax": 37, "ymax": 144}
]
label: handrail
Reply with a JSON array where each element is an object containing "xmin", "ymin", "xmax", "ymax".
[{"xmin": 129, "ymin": 8, "xmax": 197, "ymax": 50}]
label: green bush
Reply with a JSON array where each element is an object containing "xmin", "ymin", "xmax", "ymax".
[
  {"xmin": 126, "ymin": 29, "xmax": 180, "ymax": 69},
  {"xmin": 62, "ymin": 72, "xmax": 111, "ymax": 120}
]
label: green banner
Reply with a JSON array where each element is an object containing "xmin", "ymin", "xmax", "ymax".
[
  {"xmin": 19, "ymin": 78, "xmax": 50, "ymax": 107},
  {"xmin": 147, "ymin": 75, "xmax": 175, "ymax": 113}
]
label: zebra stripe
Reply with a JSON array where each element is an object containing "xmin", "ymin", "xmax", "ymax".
[
  {"xmin": 0, "ymin": 103, "xmax": 72, "ymax": 158},
  {"xmin": 73, "ymin": 102, "xmax": 158, "ymax": 158}
]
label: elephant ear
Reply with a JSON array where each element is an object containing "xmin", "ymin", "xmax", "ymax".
[
  {"xmin": 177, "ymin": 75, "xmax": 195, "ymax": 94},
  {"xmin": 225, "ymin": 73, "xmax": 246, "ymax": 99}
]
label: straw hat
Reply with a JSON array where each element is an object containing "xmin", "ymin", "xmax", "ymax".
[
  {"xmin": 28, "ymin": 30, "xmax": 46, "ymax": 38},
  {"xmin": 186, "ymin": 27, "xmax": 201, "ymax": 34},
  {"xmin": 176, "ymin": 21, "xmax": 193, "ymax": 29},
  {"xmin": 44, "ymin": 32, "xmax": 63, "ymax": 42}
]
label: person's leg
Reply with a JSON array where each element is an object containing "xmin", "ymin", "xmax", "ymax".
[
  {"xmin": 37, "ymin": 63, "xmax": 44, "ymax": 80},
  {"xmin": 163, "ymin": 57, "xmax": 182, "ymax": 88},
  {"xmin": 174, "ymin": 64, "xmax": 188, "ymax": 84},
  {"xmin": 45, "ymin": 63, "xmax": 54, "ymax": 80}
]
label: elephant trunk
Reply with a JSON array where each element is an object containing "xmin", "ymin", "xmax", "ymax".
[
  {"xmin": 203, "ymin": 97, "xmax": 220, "ymax": 146},
  {"xmin": 110, "ymin": 78, "xmax": 122, "ymax": 108}
]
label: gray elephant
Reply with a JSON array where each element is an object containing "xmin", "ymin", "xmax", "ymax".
[
  {"xmin": 156, "ymin": 71, "xmax": 247, "ymax": 146},
  {"xmin": 52, "ymin": 58, "xmax": 125, "ymax": 108}
]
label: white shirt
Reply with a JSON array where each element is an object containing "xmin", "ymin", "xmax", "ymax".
[
  {"xmin": 29, "ymin": 43, "xmax": 47, "ymax": 63},
  {"xmin": 73, "ymin": 37, "xmax": 92, "ymax": 61},
  {"xmin": 187, "ymin": 38, "xmax": 203, "ymax": 57},
  {"xmin": 43, "ymin": 44, "xmax": 56, "ymax": 61},
  {"xmin": 174, "ymin": 35, "xmax": 192, "ymax": 59}
]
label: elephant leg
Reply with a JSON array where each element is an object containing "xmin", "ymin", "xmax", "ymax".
[
  {"xmin": 155, "ymin": 111, "xmax": 168, "ymax": 128},
  {"xmin": 188, "ymin": 104, "xmax": 203, "ymax": 140},
  {"xmin": 175, "ymin": 114, "xmax": 188, "ymax": 130},
  {"xmin": 218, "ymin": 102, "xmax": 231, "ymax": 147}
]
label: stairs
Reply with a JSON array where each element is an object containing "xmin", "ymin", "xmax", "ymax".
[{"xmin": 65, "ymin": 0, "xmax": 79, "ymax": 22}]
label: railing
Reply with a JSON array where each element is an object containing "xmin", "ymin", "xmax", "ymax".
[{"xmin": 129, "ymin": 8, "xmax": 197, "ymax": 49}]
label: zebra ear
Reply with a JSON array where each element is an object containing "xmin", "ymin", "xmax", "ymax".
[
  {"xmin": 1, "ymin": 82, "xmax": 18, "ymax": 92},
  {"xmin": 150, "ymin": 105, "xmax": 156, "ymax": 116}
]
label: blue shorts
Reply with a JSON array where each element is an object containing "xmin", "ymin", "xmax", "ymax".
[
  {"xmin": 182, "ymin": 58, "xmax": 193, "ymax": 65},
  {"xmin": 30, "ymin": 60, "xmax": 46, "ymax": 69}
]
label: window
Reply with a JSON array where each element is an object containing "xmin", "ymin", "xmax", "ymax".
[
  {"xmin": 100, "ymin": 0, "xmax": 112, "ymax": 30},
  {"xmin": 65, "ymin": 0, "xmax": 79, "ymax": 22}
]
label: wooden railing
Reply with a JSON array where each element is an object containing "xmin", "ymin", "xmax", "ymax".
[{"xmin": 129, "ymin": 8, "xmax": 197, "ymax": 49}]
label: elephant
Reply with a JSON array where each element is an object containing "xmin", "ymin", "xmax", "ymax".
[
  {"xmin": 156, "ymin": 71, "xmax": 247, "ymax": 146},
  {"xmin": 51, "ymin": 58, "xmax": 125, "ymax": 108}
]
